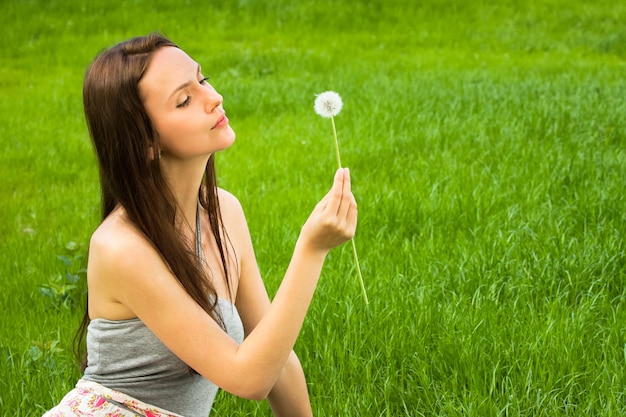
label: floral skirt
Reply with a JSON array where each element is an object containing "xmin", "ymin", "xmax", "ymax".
[{"xmin": 43, "ymin": 379, "xmax": 184, "ymax": 417}]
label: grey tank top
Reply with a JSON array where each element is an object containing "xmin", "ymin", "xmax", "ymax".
[{"xmin": 83, "ymin": 298, "xmax": 244, "ymax": 417}]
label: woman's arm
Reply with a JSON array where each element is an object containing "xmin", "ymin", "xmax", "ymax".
[
  {"xmin": 235, "ymin": 265, "xmax": 313, "ymax": 415},
  {"xmin": 267, "ymin": 351, "xmax": 313, "ymax": 417},
  {"xmin": 91, "ymin": 168, "xmax": 356, "ymax": 401},
  {"xmin": 227, "ymin": 187, "xmax": 313, "ymax": 416}
]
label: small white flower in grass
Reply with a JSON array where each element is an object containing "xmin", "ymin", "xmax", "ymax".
[
  {"xmin": 314, "ymin": 91, "xmax": 343, "ymax": 118},
  {"xmin": 313, "ymin": 90, "xmax": 369, "ymax": 304}
]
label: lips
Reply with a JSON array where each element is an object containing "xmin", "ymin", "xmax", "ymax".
[{"xmin": 212, "ymin": 113, "xmax": 228, "ymax": 130}]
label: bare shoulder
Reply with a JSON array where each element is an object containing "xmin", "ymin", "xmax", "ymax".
[
  {"xmin": 216, "ymin": 187, "xmax": 249, "ymax": 231},
  {"xmin": 87, "ymin": 208, "xmax": 166, "ymax": 320},
  {"xmin": 215, "ymin": 187, "xmax": 256, "ymax": 273},
  {"xmin": 217, "ymin": 187, "xmax": 245, "ymax": 216},
  {"xmin": 89, "ymin": 209, "xmax": 154, "ymax": 267}
]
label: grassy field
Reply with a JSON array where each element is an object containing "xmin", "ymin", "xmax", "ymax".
[{"xmin": 1, "ymin": 0, "xmax": 625, "ymax": 415}]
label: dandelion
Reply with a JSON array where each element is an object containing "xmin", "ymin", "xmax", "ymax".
[
  {"xmin": 314, "ymin": 91, "xmax": 343, "ymax": 118},
  {"xmin": 314, "ymin": 91, "xmax": 368, "ymax": 304}
]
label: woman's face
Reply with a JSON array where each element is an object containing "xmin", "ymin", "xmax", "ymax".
[{"xmin": 139, "ymin": 46, "xmax": 235, "ymax": 160}]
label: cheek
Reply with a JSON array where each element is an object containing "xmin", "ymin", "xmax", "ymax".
[
  {"xmin": 155, "ymin": 119, "xmax": 216, "ymax": 156},
  {"xmin": 154, "ymin": 117, "xmax": 194, "ymax": 147}
]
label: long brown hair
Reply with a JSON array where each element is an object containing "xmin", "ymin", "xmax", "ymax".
[{"xmin": 74, "ymin": 33, "xmax": 230, "ymax": 368}]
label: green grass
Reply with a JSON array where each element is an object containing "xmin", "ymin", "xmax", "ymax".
[{"xmin": 1, "ymin": 0, "xmax": 625, "ymax": 415}]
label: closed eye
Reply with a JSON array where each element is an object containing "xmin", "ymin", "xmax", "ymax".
[
  {"xmin": 177, "ymin": 76, "xmax": 210, "ymax": 108},
  {"xmin": 176, "ymin": 96, "xmax": 191, "ymax": 108}
]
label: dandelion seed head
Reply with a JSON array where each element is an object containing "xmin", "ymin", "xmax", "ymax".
[{"xmin": 314, "ymin": 91, "xmax": 343, "ymax": 118}]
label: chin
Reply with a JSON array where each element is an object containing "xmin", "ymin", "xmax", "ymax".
[
  {"xmin": 224, "ymin": 129, "xmax": 236, "ymax": 147},
  {"xmin": 215, "ymin": 130, "xmax": 236, "ymax": 152}
]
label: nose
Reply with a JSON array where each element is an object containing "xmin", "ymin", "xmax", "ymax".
[{"xmin": 205, "ymin": 87, "xmax": 223, "ymax": 113}]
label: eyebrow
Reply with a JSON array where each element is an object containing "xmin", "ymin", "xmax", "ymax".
[{"xmin": 168, "ymin": 64, "xmax": 202, "ymax": 101}]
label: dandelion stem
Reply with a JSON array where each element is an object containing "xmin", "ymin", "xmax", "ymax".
[
  {"xmin": 350, "ymin": 238, "xmax": 369, "ymax": 304},
  {"xmin": 331, "ymin": 116, "xmax": 342, "ymax": 168},
  {"xmin": 331, "ymin": 116, "xmax": 368, "ymax": 305}
]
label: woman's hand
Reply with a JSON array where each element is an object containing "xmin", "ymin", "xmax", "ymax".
[{"xmin": 298, "ymin": 168, "xmax": 358, "ymax": 255}]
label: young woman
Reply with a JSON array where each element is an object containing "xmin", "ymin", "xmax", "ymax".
[{"xmin": 43, "ymin": 33, "xmax": 357, "ymax": 417}]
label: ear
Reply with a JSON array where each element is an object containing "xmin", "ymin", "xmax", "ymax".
[{"xmin": 148, "ymin": 145, "xmax": 161, "ymax": 161}]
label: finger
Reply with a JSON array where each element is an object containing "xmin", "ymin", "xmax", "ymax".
[
  {"xmin": 336, "ymin": 168, "xmax": 352, "ymax": 219},
  {"xmin": 316, "ymin": 170, "xmax": 342, "ymax": 210},
  {"xmin": 346, "ymin": 196, "xmax": 358, "ymax": 236},
  {"xmin": 325, "ymin": 168, "xmax": 345, "ymax": 215},
  {"xmin": 315, "ymin": 188, "xmax": 332, "ymax": 211}
]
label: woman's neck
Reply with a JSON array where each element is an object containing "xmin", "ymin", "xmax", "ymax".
[{"xmin": 159, "ymin": 155, "xmax": 210, "ymax": 232}]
